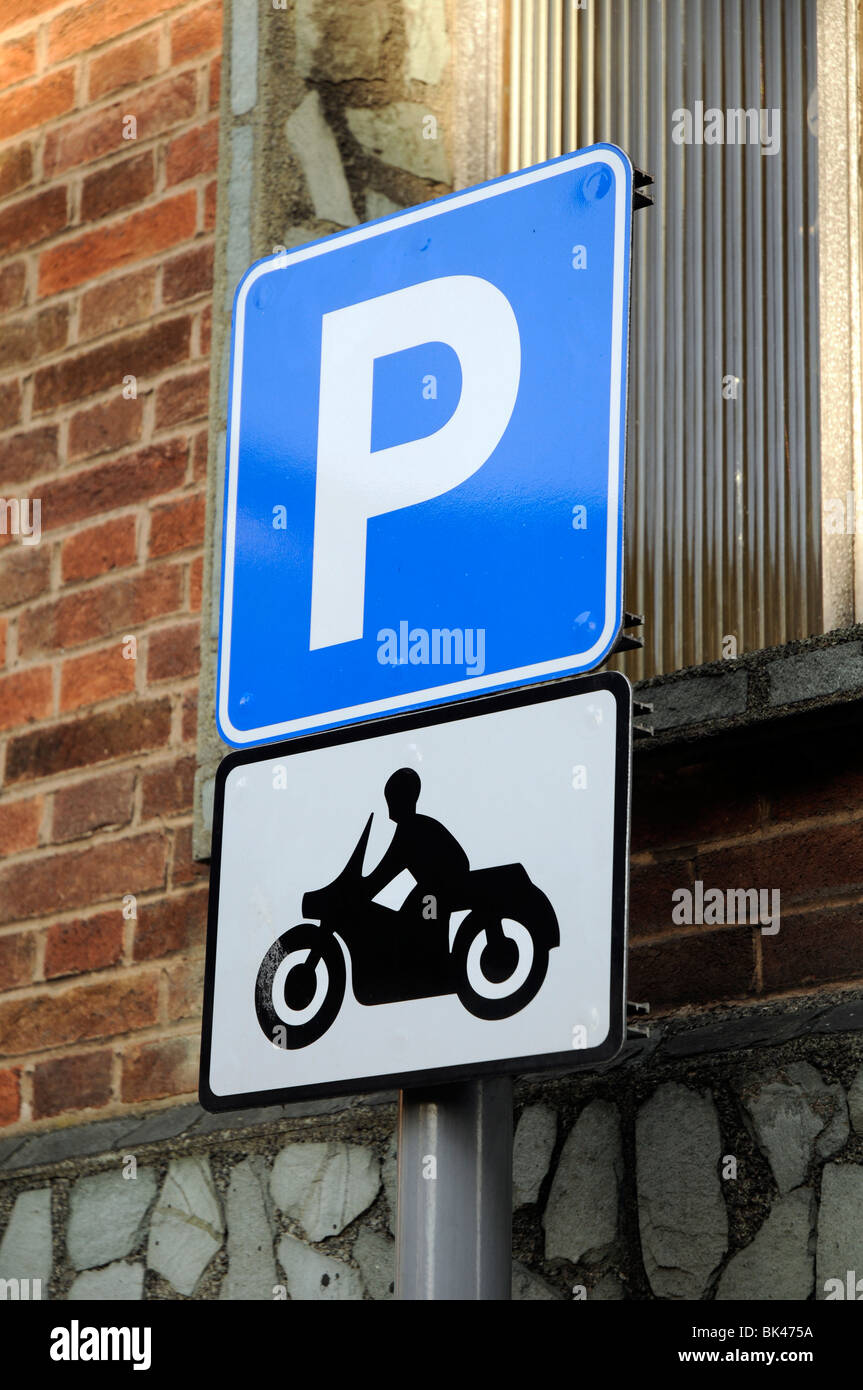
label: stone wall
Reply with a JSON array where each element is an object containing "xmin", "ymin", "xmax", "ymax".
[{"xmin": 2, "ymin": 1003, "xmax": 862, "ymax": 1300}]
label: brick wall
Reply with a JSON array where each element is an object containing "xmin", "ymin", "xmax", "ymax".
[
  {"xmin": 628, "ymin": 710, "xmax": 863, "ymax": 1015},
  {"xmin": 0, "ymin": 0, "xmax": 220, "ymax": 1130}
]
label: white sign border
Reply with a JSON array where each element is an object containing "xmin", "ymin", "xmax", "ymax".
[{"xmin": 200, "ymin": 671, "xmax": 632, "ymax": 1112}]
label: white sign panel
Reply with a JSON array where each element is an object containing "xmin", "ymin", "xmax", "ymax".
[{"xmin": 200, "ymin": 674, "xmax": 631, "ymax": 1109}]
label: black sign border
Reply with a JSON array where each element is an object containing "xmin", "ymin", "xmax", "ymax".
[{"xmin": 199, "ymin": 670, "xmax": 632, "ymax": 1111}]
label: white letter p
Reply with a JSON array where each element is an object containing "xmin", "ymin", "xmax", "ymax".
[{"xmin": 309, "ymin": 275, "xmax": 520, "ymax": 650}]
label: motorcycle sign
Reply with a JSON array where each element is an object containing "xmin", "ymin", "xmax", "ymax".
[{"xmin": 200, "ymin": 673, "xmax": 631, "ymax": 1110}]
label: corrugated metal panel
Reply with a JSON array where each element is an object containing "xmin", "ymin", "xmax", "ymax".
[{"xmin": 505, "ymin": 0, "xmax": 821, "ymax": 677}]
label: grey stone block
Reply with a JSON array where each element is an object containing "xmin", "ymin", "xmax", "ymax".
[
  {"xmin": 767, "ymin": 642, "xmax": 863, "ymax": 707},
  {"xmin": 123, "ymin": 1105, "xmax": 203, "ymax": 1147},
  {"xmin": 147, "ymin": 1158, "xmax": 224, "ymax": 1296},
  {"xmin": 715, "ymin": 1189, "xmax": 815, "ymax": 1300},
  {"xmin": 511, "ymin": 1260, "xmax": 562, "ymax": 1301},
  {"xmin": 286, "ymin": 91, "xmax": 357, "ymax": 227},
  {"xmin": 67, "ymin": 1262, "xmax": 145, "ymax": 1301},
  {"xmin": 590, "ymin": 1272, "xmax": 625, "ymax": 1300},
  {"xmin": 67, "ymin": 1169, "xmax": 158, "ymax": 1271},
  {"xmin": 743, "ymin": 1062, "xmax": 848, "ymax": 1194},
  {"xmin": 0, "ymin": 1187, "xmax": 52, "ymax": 1292},
  {"xmin": 648, "ymin": 670, "xmax": 748, "ymax": 732},
  {"xmin": 636, "ymin": 1083, "xmax": 727, "ymax": 1299},
  {"xmin": 276, "ymin": 1234, "xmax": 364, "ymax": 1301},
  {"xmin": 544, "ymin": 1099, "xmax": 622, "ymax": 1264},
  {"xmin": 353, "ymin": 1228, "xmax": 394, "ymax": 1301},
  {"xmin": 513, "ymin": 1104, "xmax": 557, "ymax": 1208},
  {"xmin": 220, "ymin": 1157, "xmax": 277, "ymax": 1301},
  {"xmin": 6, "ymin": 1118, "xmax": 140, "ymax": 1171},
  {"xmin": 816, "ymin": 1164, "xmax": 863, "ymax": 1299},
  {"xmin": 270, "ymin": 1142, "xmax": 380, "ymax": 1243}
]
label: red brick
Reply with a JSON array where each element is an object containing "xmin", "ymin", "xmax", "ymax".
[
  {"xmin": 44, "ymin": 911, "xmax": 124, "ymax": 978},
  {"xmin": 68, "ymin": 396, "xmax": 143, "ymax": 463},
  {"xmin": 0, "ymin": 143, "xmax": 32, "ymax": 200},
  {"xmin": 0, "ymin": 425, "xmax": 58, "ymax": 487},
  {"xmin": 19, "ymin": 563, "xmax": 183, "ymax": 658},
  {"xmin": 0, "ymin": 69, "xmax": 76, "ymax": 142},
  {"xmin": 134, "ymin": 886, "xmax": 207, "ymax": 960},
  {"xmin": 172, "ymin": 1, "xmax": 221, "ymax": 62},
  {"xmin": 32, "ymin": 1050, "xmax": 112, "ymax": 1118},
  {"xmin": 163, "ymin": 243, "xmax": 213, "ymax": 304},
  {"xmin": 43, "ymin": 73, "xmax": 197, "ymax": 176},
  {"xmin": 62, "ymin": 516, "xmax": 137, "ymax": 584},
  {"xmin": 5, "ymin": 698, "xmax": 171, "ymax": 785},
  {"xmin": 0, "ymin": 1069, "xmax": 20, "ymax": 1127},
  {"xmin": 0, "ymin": 616, "xmax": 5, "ymax": 667},
  {"xmin": 121, "ymin": 1033, "xmax": 197, "ymax": 1102},
  {"xmin": 0, "ymin": 545, "xmax": 50, "ymax": 609},
  {"xmin": 141, "ymin": 755, "xmax": 195, "ymax": 820},
  {"xmin": 0, "ymin": 261, "xmax": 26, "ymax": 315},
  {"xmin": 34, "ymin": 319, "xmax": 191, "ymax": 413},
  {"xmin": 0, "ymin": 931, "xmax": 35, "ymax": 990},
  {"xmin": 203, "ymin": 180, "xmax": 217, "ymax": 233},
  {"xmin": 181, "ymin": 688, "xmax": 197, "ymax": 742},
  {"xmin": 0, "ymin": 34, "xmax": 35, "ymax": 87},
  {"xmin": 629, "ymin": 857, "xmax": 695, "ymax": 938},
  {"xmin": 48, "ymin": 0, "xmax": 185, "ymax": 62},
  {"xmin": 698, "ymin": 824, "xmax": 863, "ymax": 910},
  {"xmin": 81, "ymin": 150, "xmax": 155, "ymax": 223},
  {"xmin": 632, "ymin": 757, "xmax": 762, "ymax": 853},
  {"xmin": 762, "ymin": 903, "xmax": 863, "ymax": 995},
  {"xmin": 165, "ymin": 954, "xmax": 204, "ymax": 1022},
  {"xmin": 148, "ymin": 622, "xmax": 200, "ymax": 682},
  {"xmin": 0, "ymin": 973, "xmax": 159, "ymax": 1053},
  {"xmin": 155, "ymin": 370, "xmax": 209, "ymax": 430},
  {"xmin": 40, "ymin": 191, "xmax": 197, "ymax": 296},
  {"xmin": 60, "ymin": 645, "xmax": 137, "ymax": 712},
  {"xmin": 0, "ymin": 795, "xmax": 42, "ymax": 855},
  {"xmin": 191, "ymin": 430, "xmax": 208, "ymax": 479},
  {"xmin": 149, "ymin": 492, "xmax": 205, "ymax": 558},
  {"xmin": 88, "ymin": 31, "xmax": 160, "ymax": 101},
  {"xmin": 764, "ymin": 736, "xmax": 863, "ymax": 825},
  {"xmin": 0, "ymin": 832, "xmax": 167, "ymax": 926},
  {"xmin": 0, "ymin": 667, "xmax": 53, "ymax": 733},
  {"xmin": 189, "ymin": 555, "xmax": 203, "ymax": 611},
  {"xmin": 0, "ymin": 380, "xmax": 22, "ymax": 430},
  {"xmin": 0, "ymin": 186, "xmax": 67, "ymax": 257},
  {"xmin": 166, "ymin": 119, "xmax": 218, "ymax": 186},
  {"xmin": 171, "ymin": 823, "xmax": 207, "ymax": 887},
  {"xmin": 0, "ymin": 303, "xmax": 69, "ymax": 372},
  {"xmin": 209, "ymin": 55, "xmax": 221, "ymax": 109},
  {"xmin": 78, "ymin": 267, "xmax": 156, "ymax": 341},
  {"xmin": 628, "ymin": 926, "xmax": 757, "ymax": 1013},
  {"xmin": 0, "ymin": 0, "xmax": 61, "ymax": 35},
  {"xmin": 199, "ymin": 300, "xmax": 212, "ymax": 353},
  {"xmin": 52, "ymin": 770, "xmax": 135, "ymax": 842}
]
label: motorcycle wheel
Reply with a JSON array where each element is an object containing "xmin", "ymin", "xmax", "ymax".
[
  {"xmin": 452, "ymin": 911, "xmax": 549, "ymax": 1021},
  {"xmin": 255, "ymin": 924, "xmax": 346, "ymax": 1049}
]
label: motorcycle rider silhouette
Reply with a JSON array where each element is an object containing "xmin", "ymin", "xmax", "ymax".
[
  {"xmin": 362, "ymin": 768, "xmax": 469, "ymax": 947},
  {"xmin": 254, "ymin": 768, "xmax": 560, "ymax": 1048}
]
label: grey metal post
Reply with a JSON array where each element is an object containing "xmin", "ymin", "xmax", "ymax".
[{"xmin": 395, "ymin": 1076, "xmax": 513, "ymax": 1300}]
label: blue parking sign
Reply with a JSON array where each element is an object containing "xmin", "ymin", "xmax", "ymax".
[{"xmin": 218, "ymin": 143, "xmax": 633, "ymax": 746}]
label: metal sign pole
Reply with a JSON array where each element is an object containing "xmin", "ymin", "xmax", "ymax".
[{"xmin": 395, "ymin": 1076, "xmax": 513, "ymax": 1300}]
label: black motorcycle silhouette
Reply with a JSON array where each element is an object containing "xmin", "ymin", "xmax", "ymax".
[{"xmin": 255, "ymin": 784, "xmax": 559, "ymax": 1050}]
